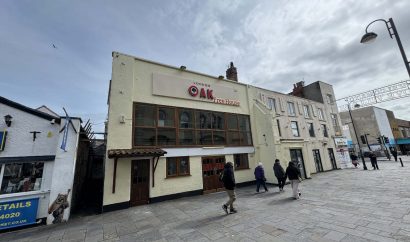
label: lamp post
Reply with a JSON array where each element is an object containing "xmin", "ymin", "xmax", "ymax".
[
  {"xmin": 348, "ymin": 104, "xmax": 368, "ymax": 170},
  {"xmin": 360, "ymin": 18, "xmax": 410, "ymax": 79}
]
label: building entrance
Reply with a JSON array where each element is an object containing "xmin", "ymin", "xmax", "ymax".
[
  {"xmin": 130, "ymin": 159, "xmax": 150, "ymax": 206},
  {"xmin": 202, "ymin": 156, "xmax": 225, "ymax": 193},
  {"xmin": 313, "ymin": 149, "xmax": 324, "ymax": 172},
  {"xmin": 289, "ymin": 149, "xmax": 307, "ymax": 179},
  {"xmin": 328, "ymin": 148, "xmax": 337, "ymax": 169}
]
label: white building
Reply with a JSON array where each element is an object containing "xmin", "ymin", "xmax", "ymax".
[{"xmin": 0, "ymin": 96, "xmax": 84, "ymax": 230}]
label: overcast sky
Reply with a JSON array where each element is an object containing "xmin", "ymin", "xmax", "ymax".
[{"xmin": 1, "ymin": 0, "xmax": 410, "ymax": 133}]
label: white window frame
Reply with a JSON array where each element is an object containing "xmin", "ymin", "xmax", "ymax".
[
  {"xmin": 288, "ymin": 102, "xmax": 296, "ymax": 116},
  {"xmin": 290, "ymin": 121, "xmax": 300, "ymax": 137},
  {"xmin": 303, "ymin": 105, "xmax": 310, "ymax": 118},
  {"xmin": 318, "ymin": 108, "xmax": 324, "ymax": 120},
  {"xmin": 267, "ymin": 98, "xmax": 276, "ymax": 112}
]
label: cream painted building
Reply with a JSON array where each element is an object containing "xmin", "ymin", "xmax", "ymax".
[{"xmin": 103, "ymin": 52, "xmax": 343, "ymax": 211}]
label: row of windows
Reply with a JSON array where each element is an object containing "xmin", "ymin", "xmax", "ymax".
[
  {"xmin": 166, "ymin": 154, "xmax": 249, "ymax": 178},
  {"xmin": 264, "ymin": 96, "xmax": 338, "ymax": 126},
  {"xmin": 133, "ymin": 103, "xmax": 253, "ymax": 147},
  {"xmin": 288, "ymin": 121, "xmax": 328, "ymax": 138}
]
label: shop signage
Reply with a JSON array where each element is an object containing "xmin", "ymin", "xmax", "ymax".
[
  {"xmin": 0, "ymin": 131, "xmax": 7, "ymax": 151},
  {"xmin": 0, "ymin": 198, "xmax": 39, "ymax": 230},
  {"xmin": 153, "ymin": 73, "xmax": 240, "ymax": 106}
]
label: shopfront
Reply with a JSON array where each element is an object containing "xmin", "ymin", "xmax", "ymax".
[{"xmin": 103, "ymin": 53, "xmax": 256, "ymax": 211}]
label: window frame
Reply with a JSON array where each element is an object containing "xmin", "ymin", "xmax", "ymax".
[
  {"xmin": 318, "ymin": 108, "xmax": 324, "ymax": 120},
  {"xmin": 166, "ymin": 157, "xmax": 190, "ymax": 178},
  {"xmin": 303, "ymin": 105, "xmax": 310, "ymax": 118},
  {"xmin": 287, "ymin": 102, "xmax": 296, "ymax": 116},
  {"xmin": 0, "ymin": 162, "xmax": 44, "ymax": 195},
  {"xmin": 308, "ymin": 122, "xmax": 315, "ymax": 137},
  {"xmin": 133, "ymin": 103, "xmax": 253, "ymax": 148},
  {"xmin": 321, "ymin": 124, "xmax": 328, "ymax": 137},
  {"xmin": 267, "ymin": 98, "xmax": 276, "ymax": 112},
  {"xmin": 234, "ymin": 153, "xmax": 249, "ymax": 170},
  {"xmin": 290, "ymin": 121, "xmax": 300, "ymax": 137}
]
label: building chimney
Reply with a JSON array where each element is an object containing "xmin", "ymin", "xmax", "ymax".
[
  {"xmin": 226, "ymin": 62, "xmax": 238, "ymax": 82},
  {"xmin": 290, "ymin": 81, "xmax": 305, "ymax": 97}
]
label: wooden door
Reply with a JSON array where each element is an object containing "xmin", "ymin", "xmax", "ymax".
[
  {"xmin": 130, "ymin": 159, "xmax": 150, "ymax": 206},
  {"xmin": 202, "ymin": 156, "xmax": 225, "ymax": 194}
]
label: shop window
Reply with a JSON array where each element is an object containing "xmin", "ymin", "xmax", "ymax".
[
  {"xmin": 291, "ymin": 121, "xmax": 300, "ymax": 137},
  {"xmin": 308, "ymin": 123, "xmax": 315, "ymax": 137},
  {"xmin": 157, "ymin": 129, "xmax": 176, "ymax": 145},
  {"xmin": 179, "ymin": 130, "xmax": 195, "ymax": 145},
  {"xmin": 135, "ymin": 104, "xmax": 156, "ymax": 126},
  {"xmin": 287, "ymin": 102, "xmax": 296, "ymax": 116},
  {"xmin": 227, "ymin": 131, "xmax": 240, "ymax": 145},
  {"xmin": 166, "ymin": 157, "xmax": 190, "ymax": 177},
  {"xmin": 213, "ymin": 131, "xmax": 226, "ymax": 145},
  {"xmin": 158, "ymin": 107, "xmax": 175, "ymax": 127},
  {"xmin": 196, "ymin": 111, "xmax": 212, "ymax": 129},
  {"xmin": 227, "ymin": 113, "xmax": 238, "ymax": 130},
  {"xmin": 212, "ymin": 112, "xmax": 225, "ymax": 130},
  {"xmin": 179, "ymin": 109, "xmax": 194, "ymax": 128},
  {"xmin": 234, "ymin": 154, "xmax": 249, "ymax": 170},
  {"xmin": 0, "ymin": 162, "xmax": 44, "ymax": 194},
  {"xmin": 238, "ymin": 115, "xmax": 250, "ymax": 132},
  {"xmin": 196, "ymin": 130, "xmax": 213, "ymax": 145},
  {"xmin": 134, "ymin": 128, "xmax": 156, "ymax": 146}
]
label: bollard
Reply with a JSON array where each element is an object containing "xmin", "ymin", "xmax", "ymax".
[{"xmin": 399, "ymin": 158, "xmax": 404, "ymax": 167}]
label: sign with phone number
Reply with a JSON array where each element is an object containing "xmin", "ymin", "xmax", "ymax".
[{"xmin": 0, "ymin": 198, "xmax": 39, "ymax": 230}]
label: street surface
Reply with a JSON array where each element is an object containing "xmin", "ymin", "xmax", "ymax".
[{"xmin": 1, "ymin": 157, "xmax": 410, "ymax": 242}]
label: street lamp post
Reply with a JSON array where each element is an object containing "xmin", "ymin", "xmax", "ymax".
[
  {"xmin": 348, "ymin": 104, "xmax": 368, "ymax": 170},
  {"xmin": 360, "ymin": 18, "xmax": 410, "ymax": 79}
]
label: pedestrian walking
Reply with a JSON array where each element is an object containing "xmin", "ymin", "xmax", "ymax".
[
  {"xmin": 254, "ymin": 162, "xmax": 269, "ymax": 193},
  {"xmin": 273, "ymin": 159, "xmax": 286, "ymax": 191},
  {"xmin": 350, "ymin": 153, "xmax": 359, "ymax": 168},
  {"xmin": 285, "ymin": 161, "xmax": 302, "ymax": 200},
  {"xmin": 221, "ymin": 161, "xmax": 237, "ymax": 214},
  {"xmin": 391, "ymin": 149, "xmax": 398, "ymax": 162},
  {"xmin": 370, "ymin": 152, "xmax": 379, "ymax": 170}
]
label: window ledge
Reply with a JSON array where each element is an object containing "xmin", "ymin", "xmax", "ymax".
[
  {"xmin": 0, "ymin": 190, "xmax": 51, "ymax": 199},
  {"xmin": 165, "ymin": 174, "xmax": 192, "ymax": 179}
]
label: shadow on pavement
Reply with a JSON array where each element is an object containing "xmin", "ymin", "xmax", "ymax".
[
  {"xmin": 268, "ymin": 197, "xmax": 295, "ymax": 205},
  {"xmin": 174, "ymin": 214, "xmax": 227, "ymax": 229}
]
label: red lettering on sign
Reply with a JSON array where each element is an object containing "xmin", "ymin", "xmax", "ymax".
[
  {"xmin": 200, "ymin": 88, "xmax": 206, "ymax": 98},
  {"xmin": 188, "ymin": 85, "xmax": 199, "ymax": 97},
  {"xmin": 207, "ymin": 89, "xmax": 214, "ymax": 99}
]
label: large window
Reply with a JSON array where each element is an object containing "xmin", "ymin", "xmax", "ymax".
[
  {"xmin": 303, "ymin": 105, "xmax": 310, "ymax": 118},
  {"xmin": 290, "ymin": 121, "xmax": 300, "ymax": 137},
  {"xmin": 318, "ymin": 108, "xmax": 324, "ymax": 120},
  {"xmin": 166, "ymin": 157, "xmax": 190, "ymax": 177},
  {"xmin": 287, "ymin": 102, "xmax": 296, "ymax": 116},
  {"xmin": 0, "ymin": 162, "xmax": 44, "ymax": 195},
  {"xmin": 308, "ymin": 123, "xmax": 315, "ymax": 137},
  {"xmin": 234, "ymin": 154, "xmax": 249, "ymax": 170},
  {"xmin": 267, "ymin": 98, "xmax": 276, "ymax": 112},
  {"xmin": 321, "ymin": 124, "xmax": 328, "ymax": 137},
  {"xmin": 133, "ymin": 103, "xmax": 252, "ymax": 147}
]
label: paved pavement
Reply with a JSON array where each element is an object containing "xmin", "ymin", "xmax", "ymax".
[{"xmin": 2, "ymin": 156, "xmax": 410, "ymax": 242}]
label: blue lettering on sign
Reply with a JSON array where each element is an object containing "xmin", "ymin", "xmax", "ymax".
[{"xmin": 0, "ymin": 198, "xmax": 39, "ymax": 230}]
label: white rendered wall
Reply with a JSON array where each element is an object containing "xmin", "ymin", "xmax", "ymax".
[{"xmin": 374, "ymin": 107, "xmax": 395, "ymax": 142}]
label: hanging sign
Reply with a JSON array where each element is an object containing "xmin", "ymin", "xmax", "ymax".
[{"xmin": 0, "ymin": 198, "xmax": 39, "ymax": 230}]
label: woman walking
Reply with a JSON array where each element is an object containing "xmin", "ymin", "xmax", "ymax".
[
  {"xmin": 273, "ymin": 159, "xmax": 286, "ymax": 191},
  {"xmin": 285, "ymin": 161, "xmax": 302, "ymax": 199},
  {"xmin": 254, "ymin": 162, "xmax": 268, "ymax": 193}
]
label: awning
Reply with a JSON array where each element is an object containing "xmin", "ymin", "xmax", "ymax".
[
  {"xmin": 107, "ymin": 148, "xmax": 167, "ymax": 193},
  {"xmin": 397, "ymin": 138, "xmax": 410, "ymax": 145},
  {"xmin": 108, "ymin": 148, "xmax": 167, "ymax": 158}
]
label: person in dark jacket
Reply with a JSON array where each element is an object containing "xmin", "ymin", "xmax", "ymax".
[
  {"xmin": 370, "ymin": 152, "xmax": 379, "ymax": 170},
  {"xmin": 222, "ymin": 162, "xmax": 237, "ymax": 214},
  {"xmin": 391, "ymin": 149, "xmax": 398, "ymax": 162},
  {"xmin": 254, "ymin": 162, "xmax": 268, "ymax": 193},
  {"xmin": 273, "ymin": 159, "xmax": 286, "ymax": 191},
  {"xmin": 285, "ymin": 161, "xmax": 302, "ymax": 199}
]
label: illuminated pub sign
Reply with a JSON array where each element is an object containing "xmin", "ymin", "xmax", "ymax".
[
  {"xmin": 0, "ymin": 198, "xmax": 39, "ymax": 230},
  {"xmin": 153, "ymin": 73, "xmax": 240, "ymax": 106}
]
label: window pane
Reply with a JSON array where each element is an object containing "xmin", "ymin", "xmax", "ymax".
[
  {"xmin": 134, "ymin": 128, "xmax": 156, "ymax": 146},
  {"xmin": 212, "ymin": 112, "xmax": 225, "ymax": 130},
  {"xmin": 227, "ymin": 114, "xmax": 238, "ymax": 130},
  {"xmin": 179, "ymin": 130, "xmax": 195, "ymax": 145},
  {"xmin": 308, "ymin": 123, "xmax": 315, "ymax": 137},
  {"xmin": 179, "ymin": 109, "xmax": 194, "ymax": 128},
  {"xmin": 238, "ymin": 115, "xmax": 250, "ymax": 131},
  {"xmin": 322, "ymin": 124, "xmax": 328, "ymax": 137},
  {"xmin": 227, "ymin": 131, "xmax": 240, "ymax": 145},
  {"xmin": 303, "ymin": 105, "xmax": 310, "ymax": 118},
  {"xmin": 196, "ymin": 111, "xmax": 212, "ymax": 129},
  {"xmin": 179, "ymin": 157, "xmax": 190, "ymax": 175},
  {"xmin": 240, "ymin": 132, "xmax": 252, "ymax": 145},
  {"xmin": 196, "ymin": 130, "xmax": 213, "ymax": 145},
  {"xmin": 157, "ymin": 128, "xmax": 176, "ymax": 145},
  {"xmin": 318, "ymin": 109, "xmax": 324, "ymax": 120},
  {"xmin": 234, "ymin": 154, "xmax": 249, "ymax": 169},
  {"xmin": 288, "ymin": 102, "xmax": 295, "ymax": 116},
  {"xmin": 1, "ymin": 162, "xmax": 44, "ymax": 194},
  {"xmin": 158, "ymin": 107, "xmax": 175, "ymax": 127},
  {"xmin": 167, "ymin": 158, "xmax": 177, "ymax": 176},
  {"xmin": 291, "ymin": 122, "xmax": 299, "ymax": 137},
  {"xmin": 135, "ymin": 104, "xmax": 156, "ymax": 126},
  {"xmin": 213, "ymin": 131, "xmax": 226, "ymax": 145}
]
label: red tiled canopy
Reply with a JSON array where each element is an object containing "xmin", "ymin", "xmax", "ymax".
[{"xmin": 107, "ymin": 148, "xmax": 167, "ymax": 158}]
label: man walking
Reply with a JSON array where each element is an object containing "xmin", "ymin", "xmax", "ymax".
[
  {"xmin": 391, "ymin": 149, "xmax": 398, "ymax": 162},
  {"xmin": 285, "ymin": 161, "xmax": 302, "ymax": 200},
  {"xmin": 222, "ymin": 162, "xmax": 237, "ymax": 214},
  {"xmin": 254, "ymin": 162, "xmax": 268, "ymax": 193},
  {"xmin": 273, "ymin": 159, "xmax": 286, "ymax": 191},
  {"xmin": 370, "ymin": 152, "xmax": 379, "ymax": 170}
]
